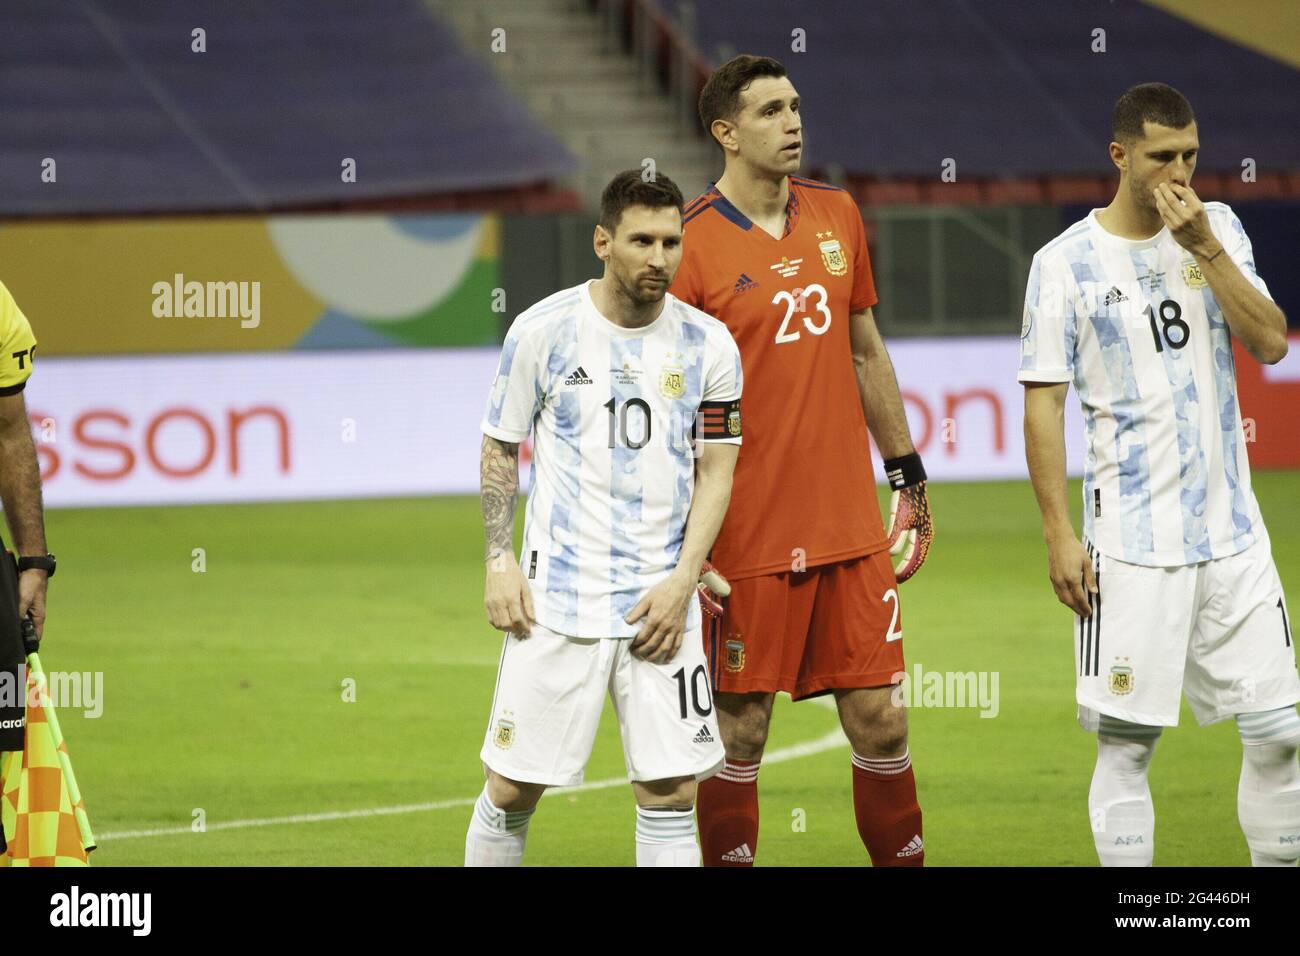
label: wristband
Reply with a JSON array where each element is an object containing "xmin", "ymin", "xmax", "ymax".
[{"xmin": 883, "ymin": 453, "xmax": 926, "ymax": 491}]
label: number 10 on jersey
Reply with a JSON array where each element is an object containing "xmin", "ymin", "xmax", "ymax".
[{"xmin": 605, "ymin": 397, "xmax": 651, "ymax": 449}]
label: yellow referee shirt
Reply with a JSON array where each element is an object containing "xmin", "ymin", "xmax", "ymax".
[{"xmin": 0, "ymin": 281, "xmax": 37, "ymax": 396}]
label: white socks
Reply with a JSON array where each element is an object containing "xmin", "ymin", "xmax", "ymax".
[
  {"xmin": 1237, "ymin": 707, "xmax": 1300, "ymax": 867},
  {"xmin": 635, "ymin": 806, "xmax": 701, "ymax": 867},
  {"xmin": 466, "ymin": 790, "xmax": 702, "ymax": 867},
  {"xmin": 465, "ymin": 786, "xmax": 535, "ymax": 867},
  {"xmin": 1087, "ymin": 708, "xmax": 1300, "ymax": 867},
  {"xmin": 467, "ymin": 785, "xmax": 707, "ymax": 868},
  {"xmin": 1089, "ymin": 716, "xmax": 1161, "ymax": 867}
]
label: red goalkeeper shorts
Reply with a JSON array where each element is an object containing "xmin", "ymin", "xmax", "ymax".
[{"xmin": 704, "ymin": 550, "xmax": 905, "ymax": 700}]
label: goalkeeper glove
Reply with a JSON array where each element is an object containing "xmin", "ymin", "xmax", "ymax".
[
  {"xmin": 884, "ymin": 453, "xmax": 933, "ymax": 584},
  {"xmin": 697, "ymin": 560, "xmax": 730, "ymax": 621}
]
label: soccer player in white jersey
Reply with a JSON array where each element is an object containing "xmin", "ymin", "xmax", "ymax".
[
  {"xmin": 466, "ymin": 170, "xmax": 743, "ymax": 867},
  {"xmin": 1021, "ymin": 83, "xmax": 1298, "ymax": 866}
]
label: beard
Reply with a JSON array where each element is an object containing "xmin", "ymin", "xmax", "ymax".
[
  {"xmin": 615, "ymin": 269, "xmax": 668, "ymax": 305},
  {"xmin": 1129, "ymin": 176, "xmax": 1159, "ymax": 215}
]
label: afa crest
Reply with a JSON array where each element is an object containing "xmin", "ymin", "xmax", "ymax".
[
  {"xmin": 494, "ymin": 719, "xmax": 516, "ymax": 749},
  {"xmin": 725, "ymin": 638, "xmax": 745, "ymax": 673},
  {"xmin": 659, "ymin": 367, "xmax": 685, "ymax": 399},
  {"xmin": 1109, "ymin": 665, "xmax": 1134, "ymax": 696},
  {"xmin": 1182, "ymin": 261, "xmax": 1208, "ymax": 289},
  {"xmin": 818, "ymin": 231, "xmax": 848, "ymax": 277}
]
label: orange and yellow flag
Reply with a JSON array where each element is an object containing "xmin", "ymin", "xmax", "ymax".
[{"xmin": 1, "ymin": 654, "xmax": 95, "ymax": 866}]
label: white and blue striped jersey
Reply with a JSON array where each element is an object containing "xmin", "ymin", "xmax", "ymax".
[
  {"xmin": 482, "ymin": 280, "xmax": 744, "ymax": 638},
  {"xmin": 1019, "ymin": 203, "xmax": 1270, "ymax": 567}
]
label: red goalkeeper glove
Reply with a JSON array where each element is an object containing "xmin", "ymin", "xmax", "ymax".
[
  {"xmin": 883, "ymin": 454, "xmax": 933, "ymax": 584},
  {"xmin": 697, "ymin": 560, "xmax": 730, "ymax": 621}
]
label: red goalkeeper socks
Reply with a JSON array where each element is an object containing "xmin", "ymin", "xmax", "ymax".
[
  {"xmin": 697, "ymin": 759, "xmax": 760, "ymax": 866},
  {"xmin": 851, "ymin": 750, "xmax": 924, "ymax": 866}
]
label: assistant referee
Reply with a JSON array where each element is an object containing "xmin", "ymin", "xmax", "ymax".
[{"xmin": 0, "ymin": 279, "xmax": 56, "ymax": 853}]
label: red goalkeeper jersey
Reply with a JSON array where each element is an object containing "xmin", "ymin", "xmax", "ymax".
[{"xmin": 671, "ymin": 177, "xmax": 889, "ymax": 580}]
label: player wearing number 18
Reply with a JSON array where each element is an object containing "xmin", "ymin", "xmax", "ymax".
[
  {"xmin": 1021, "ymin": 83, "xmax": 1299, "ymax": 866},
  {"xmin": 467, "ymin": 171, "xmax": 744, "ymax": 866}
]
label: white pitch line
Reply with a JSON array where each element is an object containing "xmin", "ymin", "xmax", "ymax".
[{"xmin": 97, "ymin": 707, "xmax": 847, "ymax": 842}]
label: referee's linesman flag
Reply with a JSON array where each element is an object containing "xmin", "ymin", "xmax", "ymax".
[
  {"xmin": 1, "ymin": 653, "xmax": 96, "ymax": 866},
  {"xmin": 0, "ymin": 546, "xmax": 94, "ymax": 867}
]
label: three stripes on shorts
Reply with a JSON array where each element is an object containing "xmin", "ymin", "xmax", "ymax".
[{"xmin": 1079, "ymin": 542, "xmax": 1102, "ymax": 677}]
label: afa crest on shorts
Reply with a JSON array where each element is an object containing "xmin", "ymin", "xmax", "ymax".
[
  {"xmin": 725, "ymin": 638, "xmax": 745, "ymax": 673},
  {"xmin": 817, "ymin": 230, "xmax": 848, "ymax": 277},
  {"xmin": 1109, "ymin": 664, "xmax": 1134, "ymax": 696},
  {"xmin": 494, "ymin": 718, "xmax": 515, "ymax": 749}
]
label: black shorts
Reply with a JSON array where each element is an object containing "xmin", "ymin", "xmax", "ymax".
[{"xmin": 0, "ymin": 541, "xmax": 26, "ymax": 753}]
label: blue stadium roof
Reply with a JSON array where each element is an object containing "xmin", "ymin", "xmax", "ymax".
[{"xmin": 0, "ymin": 0, "xmax": 577, "ymax": 216}]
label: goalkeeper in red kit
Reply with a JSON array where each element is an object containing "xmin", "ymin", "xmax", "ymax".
[{"xmin": 673, "ymin": 55, "xmax": 933, "ymax": 866}]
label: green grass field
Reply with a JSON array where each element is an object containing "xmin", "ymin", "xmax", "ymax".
[{"xmin": 40, "ymin": 472, "xmax": 1300, "ymax": 866}]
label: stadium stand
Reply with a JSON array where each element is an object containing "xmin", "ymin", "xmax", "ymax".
[
  {"xmin": 0, "ymin": 0, "xmax": 577, "ymax": 217},
  {"xmin": 429, "ymin": 0, "xmax": 721, "ymax": 202},
  {"xmin": 652, "ymin": 0, "xmax": 1300, "ymax": 202}
]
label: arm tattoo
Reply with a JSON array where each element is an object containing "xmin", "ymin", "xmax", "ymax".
[{"xmin": 481, "ymin": 435, "xmax": 520, "ymax": 561}]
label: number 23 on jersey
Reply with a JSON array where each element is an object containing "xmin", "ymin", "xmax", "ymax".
[{"xmin": 774, "ymin": 283, "xmax": 832, "ymax": 344}]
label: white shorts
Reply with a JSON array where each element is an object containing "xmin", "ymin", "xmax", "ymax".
[
  {"xmin": 479, "ymin": 622, "xmax": 725, "ymax": 787},
  {"xmin": 1076, "ymin": 531, "xmax": 1300, "ymax": 729}
]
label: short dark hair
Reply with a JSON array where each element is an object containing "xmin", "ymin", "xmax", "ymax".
[
  {"xmin": 598, "ymin": 169, "xmax": 684, "ymax": 234},
  {"xmin": 698, "ymin": 54, "xmax": 788, "ymax": 148},
  {"xmin": 1112, "ymin": 83, "xmax": 1195, "ymax": 143}
]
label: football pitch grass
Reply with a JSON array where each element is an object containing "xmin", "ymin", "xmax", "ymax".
[{"xmin": 44, "ymin": 473, "xmax": 1300, "ymax": 866}]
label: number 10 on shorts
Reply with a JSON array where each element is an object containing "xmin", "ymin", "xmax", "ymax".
[{"xmin": 674, "ymin": 665, "xmax": 713, "ymax": 718}]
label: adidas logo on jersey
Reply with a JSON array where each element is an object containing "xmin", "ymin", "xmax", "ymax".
[
  {"xmin": 563, "ymin": 366, "xmax": 593, "ymax": 386},
  {"xmin": 1102, "ymin": 286, "xmax": 1128, "ymax": 307},
  {"xmin": 721, "ymin": 843, "xmax": 754, "ymax": 863},
  {"xmin": 692, "ymin": 724, "xmax": 714, "ymax": 744},
  {"xmin": 733, "ymin": 273, "xmax": 759, "ymax": 295},
  {"xmin": 896, "ymin": 835, "xmax": 924, "ymax": 858}
]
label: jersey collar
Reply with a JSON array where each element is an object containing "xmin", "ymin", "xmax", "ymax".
[
  {"xmin": 705, "ymin": 180, "xmax": 800, "ymax": 239},
  {"xmin": 1087, "ymin": 208, "xmax": 1169, "ymax": 250},
  {"xmin": 579, "ymin": 279, "xmax": 671, "ymax": 338}
]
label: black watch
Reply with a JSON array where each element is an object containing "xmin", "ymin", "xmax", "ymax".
[{"xmin": 18, "ymin": 553, "xmax": 55, "ymax": 578}]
